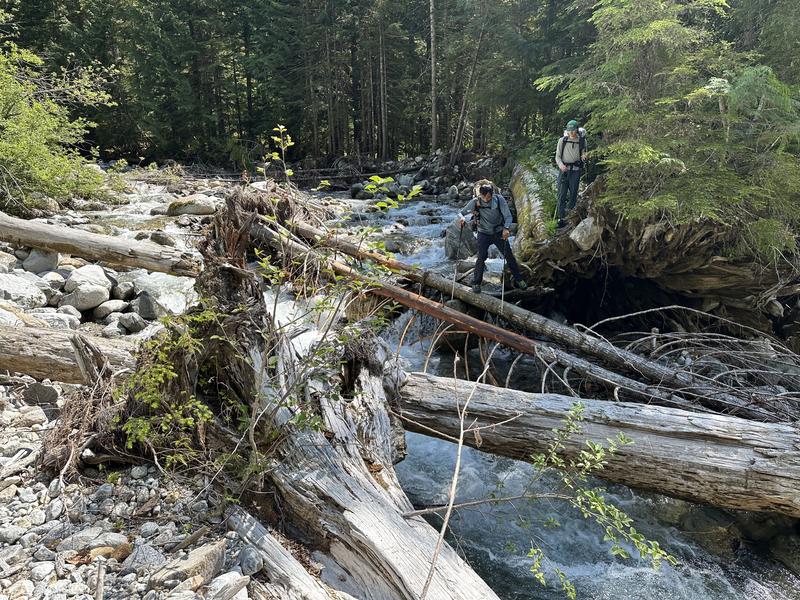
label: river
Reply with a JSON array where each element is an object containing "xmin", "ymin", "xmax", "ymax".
[{"xmin": 358, "ymin": 195, "xmax": 800, "ymax": 600}]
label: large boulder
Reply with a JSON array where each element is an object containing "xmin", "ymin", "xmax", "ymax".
[
  {"xmin": 118, "ymin": 271, "xmax": 197, "ymax": 315},
  {"xmin": 22, "ymin": 249, "xmax": 60, "ymax": 274},
  {"xmin": 0, "ymin": 274, "xmax": 47, "ymax": 308},
  {"xmin": 569, "ymin": 216, "xmax": 603, "ymax": 251},
  {"xmin": 130, "ymin": 291, "xmax": 168, "ymax": 321},
  {"xmin": 167, "ymin": 194, "xmax": 218, "ymax": 216},
  {"xmin": 444, "ymin": 220, "xmax": 478, "ymax": 260},
  {"xmin": 510, "ymin": 163, "xmax": 555, "ymax": 260},
  {"xmin": 60, "ymin": 285, "xmax": 110, "ymax": 311},
  {"xmin": 93, "ymin": 299, "xmax": 130, "ymax": 320},
  {"xmin": 64, "ymin": 265, "xmax": 113, "ymax": 293}
]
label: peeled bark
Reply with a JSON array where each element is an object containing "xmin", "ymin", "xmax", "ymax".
[
  {"xmin": 0, "ymin": 325, "xmax": 135, "ymax": 384},
  {"xmin": 399, "ymin": 372, "xmax": 800, "ymax": 518},
  {"xmin": 0, "ymin": 211, "xmax": 202, "ymax": 276}
]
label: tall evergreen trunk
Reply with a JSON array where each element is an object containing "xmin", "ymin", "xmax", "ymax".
[
  {"xmin": 351, "ymin": 32, "xmax": 362, "ymax": 156},
  {"xmin": 449, "ymin": 14, "xmax": 486, "ymax": 167},
  {"xmin": 232, "ymin": 59, "xmax": 244, "ymax": 142},
  {"xmin": 378, "ymin": 22, "xmax": 389, "ymax": 160},
  {"xmin": 242, "ymin": 22, "xmax": 254, "ymax": 137},
  {"xmin": 429, "ymin": 0, "xmax": 438, "ymax": 152}
]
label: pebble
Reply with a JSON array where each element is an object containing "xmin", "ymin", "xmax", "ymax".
[{"xmin": 130, "ymin": 465, "xmax": 149, "ymax": 480}]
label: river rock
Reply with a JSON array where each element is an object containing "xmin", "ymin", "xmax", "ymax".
[
  {"xmin": 150, "ymin": 231, "xmax": 177, "ymax": 247},
  {"xmin": 22, "ymin": 382, "xmax": 59, "ymax": 406},
  {"xmin": 40, "ymin": 271, "xmax": 66, "ymax": 290},
  {"xmin": 102, "ymin": 321, "xmax": 126, "ymax": 338},
  {"xmin": 0, "ymin": 274, "xmax": 47, "ymax": 308},
  {"xmin": 93, "ymin": 299, "xmax": 130, "ymax": 320},
  {"xmin": 167, "ymin": 194, "xmax": 217, "ymax": 216},
  {"xmin": 121, "ymin": 543, "xmax": 167, "ymax": 575},
  {"xmin": 13, "ymin": 405, "xmax": 48, "ymax": 427},
  {"xmin": 130, "ymin": 291, "xmax": 169, "ymax": 320},
  {"xmin": 119, "ymin": 312, "xmax": 147, "ymax": 333},
  {"xmin": 32, "ymin": 312, "xmax": 80, "ymax": 330},
  {"xmin": 60, "ymin": 284, "xmax": 110, "ymax": 311},
  {"xmin": 237, "ymin": 546, "xmax": 262, "ymax": 576},
  {"xmin": 57, "ymin": 305, "xmax": 82, "ymax": 319},
  {"xmin": 64, "ymin": 265, "xmax": 113, "ymax": 293},
  {"xmin": 569, "ymin": 216, "xmax": 603, "ymax": 251},
  {"xmin": 56, "ymin": 527, "xmax": 105, "ymax": 552},
  {"xmin": 0, "ymin": 526, "xmax": 25, "ymax": 544},
  {"xmin": 113, "ymin": 281, "xmax": 136, "ymax": 301},
  {"xmin": 6, "ymin": 579, "xmax": 33, "ymax": 599},
  {"xmin": 22, "ymin": 249, "xmax": 60, "ymax": 274},
  {"xmin": 0, "ymin": 250, "xmax": 17, "ymax": 274},
  {"xmin": 148, "ymin": 540, "xmax": 226, "ymax": 590},
  {"xmin": 444, "ymin": 220, "xmax": 478, "ymax": 260}
]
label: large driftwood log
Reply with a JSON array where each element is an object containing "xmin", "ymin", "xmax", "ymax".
[
  {"xmin": 0, "ymin": 325, "xmax": 135, "ymax": 383},
  {"xmin": 289, "ymin": 221, "xmax": 789, "ymax": 422},
  {"xmin": 238, "ymin": 289, "xmax": 500, "ymax": 600},
  {"xmin": 0, "ymin": 211, "xmax": 202, "ymax": 276},
  {"xmin": 399, "ymin": 372, "xmax": 800, "ymax": 518}
]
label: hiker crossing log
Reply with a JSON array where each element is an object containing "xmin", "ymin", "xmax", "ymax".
[
  {"xmin": 251, "ymin": 222, "xmax": 708, "ymax": 414},
  {"xmin": 289, "ymin": 221, "xmax": 789, "ymax": 422},
  {"xmin": 0, "ymin": 211, "xmax": 202, "ymax": 276},
  {"xmin": 0, "ymin": 325, "xmax": 136, "ymax": 384},
  {"xmin": 399, "ymin": 372, "xmax": 800, "ymax": 518}
]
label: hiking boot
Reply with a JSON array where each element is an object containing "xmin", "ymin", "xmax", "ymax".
[
  {"xmin": 515, "ymin": 279, "xmax": 528, "ymax": 290},
  {"xmin": 471, "ymin": 284, "xmax": 482, "ymax": 294}
]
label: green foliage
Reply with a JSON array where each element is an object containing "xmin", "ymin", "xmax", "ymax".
[
  {"xmin": 537, "ymin": 0, "xmax": 800, "ymax": 260},
  {"xmin": 116, "ymin": 309, "xmax": 220, "ymax": 463},
  {"xmin": 367, "ymin": 175, "xmax": 422, "ymax": 211},
  {"xmin": 0, "ymin": 42, "xmax": 109, "ymax": 214},
  {"xmin": 527, "ymin": 403, "xmax": 676, "ymax": 596}
]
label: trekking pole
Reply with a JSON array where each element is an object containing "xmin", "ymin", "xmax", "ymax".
[
  {"xmin": 500, "ymin": 235, "xmax": 508, "ymax": 313},
  {"xmin": 452, "ymin": 221, "xmax": 465, "ymax": 300}
]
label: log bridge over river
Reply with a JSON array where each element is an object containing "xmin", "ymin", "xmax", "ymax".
[{"xmin": 2, "ymin": 187, "xmax": 799, "ymax": 598}]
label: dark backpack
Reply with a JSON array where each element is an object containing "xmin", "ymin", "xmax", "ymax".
[{"xmin": 559, "ymin": 128, "xmax": 586, "ymax": 165}]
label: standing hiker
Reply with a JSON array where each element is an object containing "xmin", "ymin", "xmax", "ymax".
[
  {"xmin": 458, "ymin": 180, "xmax": 527, "ymax": 294},
  {"xmin": 555, "ymin": 119, "xmax": 588, "ymax": 228}
]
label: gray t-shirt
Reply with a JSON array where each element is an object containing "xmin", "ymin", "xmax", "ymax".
[{"xmin": 460, "ymin": 194, "xmax": 513, "ymax": 235}]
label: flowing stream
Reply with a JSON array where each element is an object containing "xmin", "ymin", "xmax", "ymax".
[{"xmin": 342, "ymin": 195, "xmax": 800, "ymax": 600}]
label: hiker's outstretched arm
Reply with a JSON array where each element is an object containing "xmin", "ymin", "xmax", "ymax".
[{"xmin": 460, "ymin": 198, "xmax": 476, "ymax": 216}]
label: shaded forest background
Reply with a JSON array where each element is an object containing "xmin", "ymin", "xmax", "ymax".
[{"xmin": 2, "ymin": 0, "xmax": 800, "ymax": 255}]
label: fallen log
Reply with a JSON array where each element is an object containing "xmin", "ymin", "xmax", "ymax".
[
  {"xmin": 252, "ymin": 222, "xmax": 707, "ymax": 414},
  {"xmin": 0, "ymin": 211, "xmax": 202, "ymax": 276},
  {"xmin": 225, "ymin": 507, "xmax": 338, "ymax": 600},
  {"xmin": 399, "ymin": 372, "xmax": 800, "ymax": 518},
  {"xmin": 197, "ymin": 194, "xmax": 502, "ymax": 599},
  {"xmin": 290, "ymin": 221, "xmax": 789, "ymax": 422},
  {"xmin": 0, "ymin": 325, "xmax": 136, "ymax": 384}
]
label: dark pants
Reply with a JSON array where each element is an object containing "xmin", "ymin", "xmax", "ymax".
[
  {"xmin": 473, "ymin": 231, "xmax": 522, "ymax": 285},
  {"xmin": 557, "ymin": 168, "xmax": 582, "ymax": 222}
]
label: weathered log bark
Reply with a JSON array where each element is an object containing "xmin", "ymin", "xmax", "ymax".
[
  {"xmin": 0, "ymin": 211, "xmax": 202, "ymax": 276},
  {"xmin": 399, "ymin": 372, "xmax": 800, "ymax": 518},
  {"xmin": 0, "ymin": 325, "xmax": 135, "ymax": 384},
  {"xmin": 226, "ymin": 507, "xmax": 340, "ymax": 600},
  {"xmin": 252, "ymin": 223, "xmax": 706, "ymax": 414},
  {"xmin": 289, "ymin": 221, "xmax": 788, "ymax": 422},
  {"xmin": 235, "ymin": 293, "xmax": 500, "ymax": 600},
  {"xmin": 198, "ymin": 192, "xmax": 500, "ymax": 598}
]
